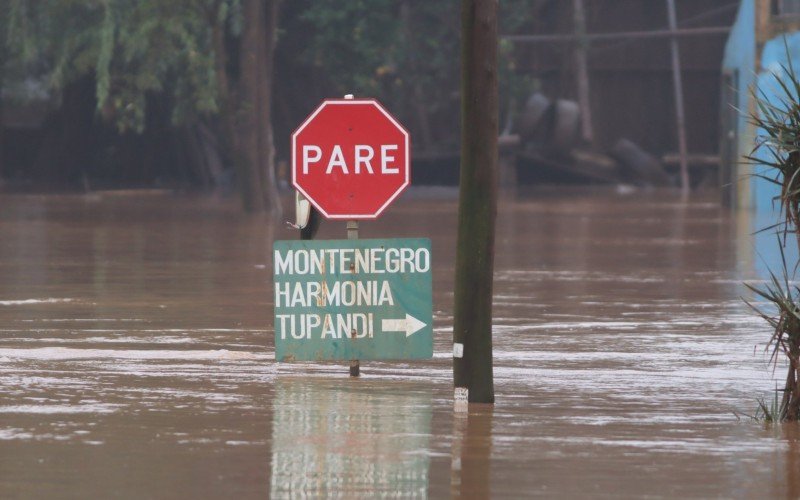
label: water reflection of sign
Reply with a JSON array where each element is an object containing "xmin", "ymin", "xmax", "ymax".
[
  {"xmin": 270, "ymin": 378, "xmax": 431, "ymax": 497},
  {"xmin": 273, "ymin": 238, "xmax": 433, "ymax": 361}
]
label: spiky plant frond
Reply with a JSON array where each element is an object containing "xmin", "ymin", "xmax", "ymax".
[{"xmin": 744, "ymin": 243, "xmax": 800, "ymax": 421}]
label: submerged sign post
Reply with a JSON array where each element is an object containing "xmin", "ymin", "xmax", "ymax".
[
  {"xmin": 275, "ymin": 96, "xmax": 431, "ymax": 365},
  {"xmin": 273, "ymin": 238, "xmax": 432, "ymax": 361}
]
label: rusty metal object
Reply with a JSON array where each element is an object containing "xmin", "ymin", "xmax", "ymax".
[
  {"xmin": 516, "ymin": 92, "xmax": 551, "ymax": 143},
  {"xmin": 610, "ymin": 138, "xmax": 671, "ymax": 187},
  {"xmin": 552, "ymin": 99, "xmax": 580, "ymax": 153}
]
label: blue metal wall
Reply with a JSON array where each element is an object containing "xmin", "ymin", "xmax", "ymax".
[
  {"xmin": 723, "ymin": 0, "xmax": 800, "ymax": 277},
  {"xmin": 722, "ymin": 0, "xmax": 756, "ymax": 207}
]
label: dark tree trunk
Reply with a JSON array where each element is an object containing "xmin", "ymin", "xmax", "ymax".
[
  {"xmin": 211, "ymin": 0, "xmax": 258, "ymax": 210},
  {"xmin": 400, "ymin": 0, "xmax": 434, "ymax": 151},
  {"xmin": 31, "ymin": 78, "xmax": 95, "ymax": 187},
  {"xmin": 236, "ymin": 0, "xmax": 267, "ymax": 212},
  {"xmin": 452, "ymin": 0, "xmax": 498, "ymax": 404},
  {"xmin": 257, "ymin": 0, "xmax": 282, "ymax": 216},
  {"xmin": 0, "ymin": 90, "xmax": 4, "ymax": 183},
  {"xmin": 182, "ymin": 126, "xmax": 210, "ymax": 189},
  {"xmin": 196, "ymin": 121, "xmax": 226, "ymax": 186},
  {"xmin": 212, "ymin": 0, "xmax": 283, "ymax": 212},
  {"xmin": 211, "ymin": 4, "xmax": 238, "ymax": 162},
  {"xmin": 0, "ymin": 12, "xmax": 5, "ymax": 184}
]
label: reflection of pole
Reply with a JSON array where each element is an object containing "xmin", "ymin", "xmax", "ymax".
[
  {"xmin": 666, "ymin": 0, "xmax": 690, "ymax": 197},
  {"xmin": 450, "ymin": 411, "xmax": 467, "ymax": 495},
  {"xmin": 572, "ymin": 0, "xmax": 593, "ymax": 144},
  {"xmin": 786, "ymin": 424, "xmax": 800, "ymax": 499},
  {"xmin": 348, "ymin": 220, "xmax": 360, "ymax": 377},
  {"xmin": 451, "ymin": 407, "xmax": 493, "ymax": 498},
  {"xmin": 454, "ymin": 0, "xmax": 497, "ymax": 404}
]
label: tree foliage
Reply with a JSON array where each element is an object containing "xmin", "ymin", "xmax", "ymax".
[
  {"xmin": 4, "ymin": 0, "xmax": 228, "ymax": 132},
  {"xmin": 1, "ymin": 0, "xmax": 539, "ymax": 194},
  {"xmin": 287, "ymin": 0, "xmax": 535, "ymax": 148},
  {"xmin": 745, "ymin": 51, "xmax": 800, "ymax": 421}
]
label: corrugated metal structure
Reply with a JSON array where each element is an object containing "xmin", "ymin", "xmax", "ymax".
[{"xmin": 507, "ymin": 0, "xmax": 738, "ymax": 186}]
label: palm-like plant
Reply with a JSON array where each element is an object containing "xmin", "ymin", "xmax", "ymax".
[
  {"xmin": 745, "ymin": 51, "xmax": 800, "ymax": 421},
  {"xmin": 744, "ymin": 246, "xmax": 800, "ymax": 421},
  {"xmin": 747, "ymin": 51, "xmax": 800, "ymax": 236}
]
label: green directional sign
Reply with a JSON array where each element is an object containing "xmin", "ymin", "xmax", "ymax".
[{"xmin": 273, "ymin": 238, "xmax": 433, "ymax": 361}]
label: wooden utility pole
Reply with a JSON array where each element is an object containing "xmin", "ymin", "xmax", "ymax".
[
  {"xmin": 572, "ymin": 0, "xmax": 594, "ymax": 144},
  {"xmin": 453, "ymin": 0, "xmax": 498, "ymax": 404},
  {"xmin": 666, "ymin": 0, "xmax": 690, "ymax": 197}
]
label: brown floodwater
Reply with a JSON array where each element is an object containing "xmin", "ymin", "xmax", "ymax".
[{"xmin": 0, "ymin": 187, "xmax": 796, "ymax": 498}]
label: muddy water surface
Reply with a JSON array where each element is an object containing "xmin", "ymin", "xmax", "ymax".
[{"xmin": 0, "ymin": 188, "xmax": 795, "ymax": 498}]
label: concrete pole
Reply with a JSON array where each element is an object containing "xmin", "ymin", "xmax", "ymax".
[
  {"xmin": 666, "ymin": 0, "xmax": 690, "ymax": 197},
  {"xmin": 453, "ymin": 0, "xmax": 498, "ymax": 405},
  {"xmin": 572, "ymin": 0, "xmax": 594, "ymax": 144}
]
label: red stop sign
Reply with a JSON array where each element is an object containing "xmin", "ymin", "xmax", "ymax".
[{"xmin": 292, "ymin": 98, "xmax": 410, "ymax": 219}]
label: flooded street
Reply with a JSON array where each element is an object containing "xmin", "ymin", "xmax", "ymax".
[{"xmin": 0, "ymin": 188, "xmax": 796, "ymax": 498}]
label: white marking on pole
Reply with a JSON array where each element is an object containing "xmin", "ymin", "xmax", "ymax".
[
  {"xmin": 381, "ymin": 314, "xmax": 426, "ymax": 337},
  {"xmin": 453, "ymin": 343, "xmax": 464, "ymax": 358},
  {"xmin": 454, "ymin": 387, "xmax": 468, "ymax": 412}
]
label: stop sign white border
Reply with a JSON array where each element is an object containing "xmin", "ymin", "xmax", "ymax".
[{"xmin": 291, "ymin": 98, "xmax": 410, "ymax": 220}]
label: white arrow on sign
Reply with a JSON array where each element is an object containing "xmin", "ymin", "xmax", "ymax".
[{"xmin": 381, "ymin": 313, "xmax": 427, "ymax": 337}]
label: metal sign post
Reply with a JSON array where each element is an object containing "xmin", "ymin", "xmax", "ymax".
[{"xmin": 347, "ymin": 220, "xmax": 360, "ymax": 377}]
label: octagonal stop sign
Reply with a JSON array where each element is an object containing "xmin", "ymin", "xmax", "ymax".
[{"xmin": 292, "ymin": 98, "xmax": 410, "ymax": 219}]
